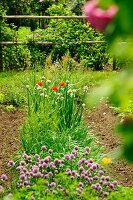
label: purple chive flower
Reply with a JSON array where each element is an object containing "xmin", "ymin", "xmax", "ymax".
[
  {"xmin": 57, "ymin": 184, "xmax": 62, "ymax": 189},
  {"xmin": 88, "ymin": 158, "xmax": 93, "ymax": 163},
  {"xmin": 59, "ymin": 164, "xmax": 64, "ymax": 168},
  {"xmin": 103, "ymin": 192, "xmax": 109, "ymax": 197},
  {"xmin": 45, "ymin": 189, "xmax": 50, "ymax": 193},
  {"xmin": 112, "ymin": 180, "xmax": 118, "ymax": 186},
  {"xmin": 66, "ymin": 170, "xmax": 72, "ymax": 176},
  {"xmin": 76, "ymin": 187, "xmax": 82, "ymax": 194},
  {"xmin": 54, "ymin": 158, "xmax": 59, "ymax": 165},
  {"xmin": 72, "ymin": 170, "xmax": 76, "ymax": 175},
  {"xmin": 70, "ymin": 176, "xmax": 74, "ymax": 180},
  {"xmin": 41, "ymin": 145, "xmax": 46, "ymax": 151},
  {"xmin": 80, "ymin": 174, "xmax": 85, "ymax": 179},
  {"xmin": 74, "ymin": 145, "xmax": 79, "ymax": 150},
  {"xmin": 27, "ymin": 156, "xmax": 32, "ymax": 162},
  {"xmin": 96, "ymin": 185, "xmax": 102, "ymax": 191},
  {"xmin": 30, "ymin": 196, "xmax": 35, "ymax": 200},
  {"xmin": 72, "ymin": 150, "xmax": 77, "ymax": 156},
  {"xmin": 45, "ymin": 181, "xmax": 49, "ymax": 186},
  {"xmin": 93, "ymin": 175, "xmax": 98, "ymax": 181},
  {"xmin": 22, "ymin": 168, "xmax": 27, "ymax": 173},
  {"xmin": 48, "ymin": 172, "xmax": 53, "ymax": 176},
  {"xmin": 20, "ymin": 160, "xmax": 26, "ymax": 166},
  {"xmin": 50, "ymin": 182, "xmax": 56, "ymax": 187},
  {"xmin": 99, "ymin": 170, "xmax": 104, "ymax": 175},
  {"xmin": 1, "ymin": 174, "xmax": 8, "ymax": 181},
  {"xmin": 48, "ymin": 149, "xmax": 53, "ymax": 154},
  {"xmin": 42, "ymin": 162, "xmax": 47, "ymax": 168},
  {"xmin": 20, "ymin": 174, "xmax": 25, "ymax": 181},
  {"xmin": 34, "ymin": 154, "xmax": 40, "ymax": 159},
  {"xmin": 49, "ymin": 162, "xmax": 56, "ymax": 168},
  {"xmin": 54, "ymin": 170, "xmax": 58, "ymax": 174},
  {"xmin": 106, "ymin": 176, "xmax": 110, "ymax": 181},
  {"xmin": 109, "ymin": 183, "xmax": 114, "ymax": 188},
  {"xmin": 92, "ymin": 164, "xmax": 97, "ymax": 170},
  {"xmin": 103, "ymin": 181, "xmax": 108, "ymax": 186},
  {"xmin": 91, "ymin": 184, "xmax": 97, "ymax": 189},
  {"xmin": 101, "ymin": 176, "xmax": 105, "ymax": 181},
  {"xmin": 108, "ymin": 188, "xmax": 113, "ymax": 192},
  {"xmin": 70, "ymin": 154, "xmax": 75, "ymax": 159},
  {"xmin": 100, "ymin": 180, "xmax": 104, "ymax": 185},
  {"xmin": 83, "ymin": 151, "xmax": 89, "ymax": 156},
  {"xmin": 79, "ymin": 166, "xmax": 84, "ymax": 171},
  {"xmin": 64, "ymin": 154, "xmax": 71, "ymax": 160},
  {"xmin": 7, "ymin": 160, "xmax": 15, "ymax": 167},
  {"xmin": 32, "ymin": 166, "xmax": 39, "ymax": 173},
  {"xmin": 44, "ymin": 174, "xmax": 49, "ymax": 179},
  {"xmin": 79, "ymin": 182, "xmax": 84, "ymax": 188},
  {"xmin": 84, "ymin": 146, "xmax": 90, "ymax": 152},
  {"xmin": 87, "ymin": 163, "xmax": 92, "ymax": 167},
  {"xmin": 23, "ymin": 152, "xmax": 28, "ymax": 159}
]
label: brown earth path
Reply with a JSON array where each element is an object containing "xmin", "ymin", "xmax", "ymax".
[
  {"xmin": 84, "ymin": 102, "xmax": 133, "ymax": 187},
  {"xmin": 0, "ymin": 107, "xmax": 25, "ymax": 184}
]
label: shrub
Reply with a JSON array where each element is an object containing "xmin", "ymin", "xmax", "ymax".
[{"xmin": 34, "ymin": 4, "xmax": 109, "ymax": 70}]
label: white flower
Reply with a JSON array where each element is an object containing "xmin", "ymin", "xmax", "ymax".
[
  {"xmin": 57, "ymin": 93, "xmax": 61, "ymax": 96},
  {"xmin": 46, "ymin": 80, "xmax": 51, "ymax": 83},
  {"xmin": 66, "ymin": 80, "xmax": 70, "ymax": 84},
  {"xmin": 43, "ymin": 88, "xmax": 47, "ymax": 91},
  {"xmin": 26, "ymin": 85, "xmax": 29, "ymax": 88},
  {"xmin": 83, "ymin": 85, "xmax": 88, "ymax": 92},
  {"xmin": 103, "ymin": 112, "xmax": 106, "ymax": 115},
  {"xmin": 73, "ymin": 89, "xmax": 77, "ymax": 93},
  {"xmin": 40, "ymin": 93, "xmax": 44, "ymax": 97},
  {"xmin": 37, "ymin": 86, "xmax": 42, "ymax": 90},
  {"xmin": 41, "ymin": 76, "xmax": 46, "ymax": 80},
  {"xmin": 67, "ymin": 89, "xmax": 72, "ymax": 94},
  {"xmin": 82, "ymin": 103, "xmax": 85, "ymax": 107}
]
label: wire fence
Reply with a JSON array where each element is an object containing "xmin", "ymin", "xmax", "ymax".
[{"xmin": 0, "ymin": 15, "xmax": 116, "ymax": 71}]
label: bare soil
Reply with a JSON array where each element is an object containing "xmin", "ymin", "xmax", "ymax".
[
  {"xmin": 0, "ymin": 107, "xmax": 25, "ymax": 184},
  {"xmin": 84, "ymin": 102, "xmax": 133, "ymax": 187}
]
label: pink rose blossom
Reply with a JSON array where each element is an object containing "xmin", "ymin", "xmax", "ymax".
[{"xmin": 83, "ymin": 0, "xmax": 118, "ymax": 32}]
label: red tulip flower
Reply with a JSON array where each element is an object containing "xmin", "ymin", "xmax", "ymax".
[
  {"xmin": 83, "ymin": 0, "xmax": 118, "ymax": 32},
  {"xmin": 52, "ymin": 86, "xmax": 59, "ymax": 91},
  {"xmin": 37, "ymin": 82, "xmax": 43, "ymax": 87},
  {"xmin": 59, "ymin": 82, "xmax": 66, "ymax": 87}
]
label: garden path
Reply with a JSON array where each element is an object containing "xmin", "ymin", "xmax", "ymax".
[
  {"xmin": 0, "ymin": 107, "xmax": 25, "ymax": 185},
  {"xmin": 85, "ymin": 102, "xmax": 133, "ymax": 187}
]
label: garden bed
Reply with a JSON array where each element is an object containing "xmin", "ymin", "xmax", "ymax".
[
  {"xmin": 85, "ymin": 102, "xmax": 133, "ymax": 187},
  {"xmin": 1, "ymin": 103, "xmax": 133, "ymax": 189}
]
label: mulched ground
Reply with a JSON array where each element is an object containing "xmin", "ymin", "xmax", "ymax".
[
  {"xmin": 0, "ymin": 107, "xmax": 25, "ymax": 185},
  {"xmin": 84, "ymin": 102, "xmax": 133, "ymax": 187},
  {"xmin": 0, "ymin": 103, "xmax": 133, "ymax": 188}
]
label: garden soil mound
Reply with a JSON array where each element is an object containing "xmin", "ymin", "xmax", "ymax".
[
  {"xmin": 0, "ymin": 107, "xmax": 25, "ymax": 184},
  {"xmin": 85, "ymin": 102, "xmax": 133, "ymax": 187}
]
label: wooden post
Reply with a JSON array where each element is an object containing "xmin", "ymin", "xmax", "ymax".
[{"xmin": 113, "ymin": 56, "xmax": 117, "ymax": 70}]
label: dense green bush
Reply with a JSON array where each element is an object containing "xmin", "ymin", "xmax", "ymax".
[
  {"xmin": 1, "ymin": 2, "xmax": 109, "ymax": 70},
  {"xmin": 31, "ymin": 4, "xmax": 109, "ymax": 70},
  {"xmin": 3, "ymin": 45, "xmax": 31, "ymax": 70}
]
